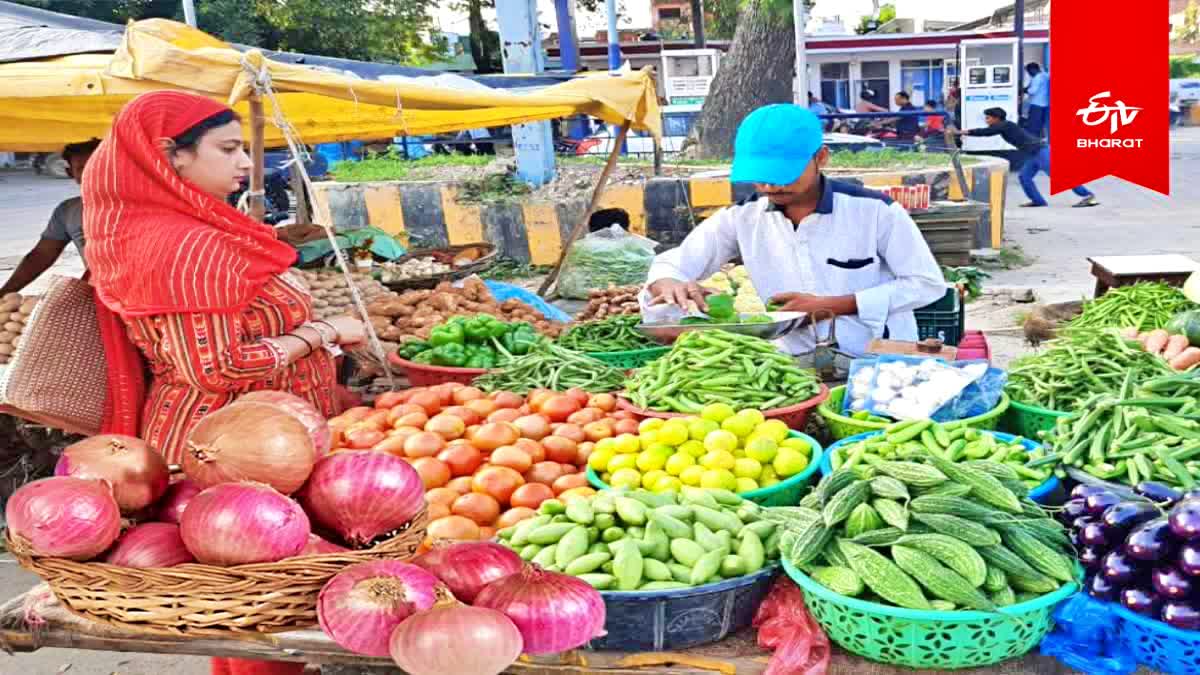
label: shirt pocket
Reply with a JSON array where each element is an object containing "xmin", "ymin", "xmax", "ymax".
[{"xmin": 824, "ymin": 256, "xmax": 881, "ymax": 292}]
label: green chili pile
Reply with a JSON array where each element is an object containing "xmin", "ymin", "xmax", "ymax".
[
  {"xmin": 472, "ymin": 344, "xmax": 626, "ymax": 395},
  {"xmin": 1006, "ymin": 329, "xmax": 1173, "ymax": 411},
  {"xmin": 623, "ymin": 330, "xmax": 821, "ymax": 413},
  {"xmin": 1066, "ymin": 282, "xmax": 1196, "ymax": 332},
  {"xmin": 556, "ymin": 315, "xmax": 659, "ymax": 353}
]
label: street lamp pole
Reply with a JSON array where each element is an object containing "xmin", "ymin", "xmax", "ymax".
[
  {"xmin": 182, "ymin": 0, "xmax": 197, "ymax": 27},
  {"xmin": 793, "ymin": 0, "xmax": 807, "ymax": 103}
]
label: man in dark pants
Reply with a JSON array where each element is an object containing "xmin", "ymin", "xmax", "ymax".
[{"xmin": 952, "ymin": 108, "xmax": 1097, "ymax": 208}]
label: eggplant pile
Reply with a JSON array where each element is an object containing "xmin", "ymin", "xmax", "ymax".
[{"xmin": 1066, "ymin": 481, "xmax": 1200, "ymax": 630}]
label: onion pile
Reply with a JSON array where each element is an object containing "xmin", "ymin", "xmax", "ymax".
[
  {"xmin": 55, "ymin": 435, "xmax": 169, "ymax": 513},
  {"xmin": 389, "ymin": 587, "xmax": 523, "ymax": 675},
  {"xmin": 183, "ymin": 401, "xmax": 316, "ymax": 495},
  {"xmin": 156, "ymin": 479, "xmax": 202, "ymax": 524},
  {"xmin": 474, "ymin": 564, "xmax": 605, "ymax": 654},
  {"xmin": 318, "ymin": 561, "xmax": 440, "ymax": 656},
  {"xmin": 180, "ymin": 482, "xmax": 310, "ymax": 565},
  {"xmin": 300, "ymin": 451, "xmax": 425, "ymax": 547},
  {"xmin": 413, "ymin": 541, "xmax": 521, "ymax": 603},
  {"xmin": 105, "ymin": 522, "xmax": 194, "ymax": 568},
  {"xmin": 6, "ymin": 477, "xmax": 121, "ymax": 560}
]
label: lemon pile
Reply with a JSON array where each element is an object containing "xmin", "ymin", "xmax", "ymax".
[{"xmin": 588, "ymin": 404, "xmax": 812, "ymax": 494}]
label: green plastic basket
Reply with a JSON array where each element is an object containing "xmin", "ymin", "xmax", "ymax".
[
  {"xmin": 817, "ymin": 386, "xmax": 1011, "ymax": 441},
  {"xmin": 783, "ymin": 558, "xmax": 1078, "ymax": 669},
  {"xmin": 1000, "ymin": 398, "xmax": 1071, "ymax": 441},
  {"xmin": 587, "ymin": 431, "xmax": 823, "ymax": 507},
  {"xmin": 585, "ymin": 346, "xmax": 670, "ymax": 369}
]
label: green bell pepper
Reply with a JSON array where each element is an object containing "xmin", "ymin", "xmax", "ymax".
[
  {"xmin": 430, "ymin": 322, "xmax": 465, "ymax": 347},
  {"xmin": 705, "ymin": 294, "xmax": 737, "ymax": 322},
  {"xmin": 397, "ymin": 340, "xmax": 431, "ymax": 360},
  {"xmin": 465, "ymin": 315, "xmax": 505, "ymax": 343},
  {"xmin": 465, "ymin": 350, "xmax": 497, "ymax": 369},
  {"xmin": 507, "ymin": 325, "xmax": 541, "ymax": 356},
  {"xmin": 431, "ymin": 343, "xmax": 468, "ymax": 367},
  {"xmin": 411, "ymin": 349, "xmax": 437, "ymax": 365}
]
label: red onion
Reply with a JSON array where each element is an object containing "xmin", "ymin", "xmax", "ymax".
[
  {"xmin": 156, "ymin": 479, "xmax": 203, "ymax": 524},
  {"xmin": 299, "ymin": 451, "xmax": 424, "ymax": 547},
  {"xmin": 6, "ymin": 477, "xmax": 121, "ymax": 560},
  {"xmin": 413, "ymin": 541, "xmax": 522, "ymax": 603},
  {"xmin": 474, "ymin": 565, "xmax": 605, "ymax": 654},
  {"xmin": 179, "ymin": 482, "xmax": 310, "ymax": 565},
  {"xmin": 300, "ymin": 533, "xmax": 349, "ymax": 556},
  {"xmin": 318, "ymin": 561, "xmax": 440, "ymax": 656},
  {"xmin": 55, "ymin": 435, "xmax": 169, "ymax": 513},
  {"xmin": 183, "ymin": 401, "xmax": 316, "ymax": 495},
  {"xmin": 105, "ymin": 522, "xmax": 194, "ymax": 568},
  {"xmin": 389, "ymin": 587, "xmax": 522, "ymax": 675},
  {"xmin": 239, "ymin": 390, "xmax": 332, "ymax": 456}
]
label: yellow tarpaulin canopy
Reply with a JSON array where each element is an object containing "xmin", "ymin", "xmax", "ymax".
[{"xmin": 0, "ymin": 19, "xmax": 661, "ymax": 152}]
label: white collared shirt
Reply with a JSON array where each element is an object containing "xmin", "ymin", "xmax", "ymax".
[{"xmin": 640, "ymin": 178, "xmax": 947, "ymax": 356}]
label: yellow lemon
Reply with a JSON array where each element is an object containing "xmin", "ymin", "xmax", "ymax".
[
  {"xmin": 687, "ymin": 418, "xmax": 720, "ymax": 442},
  {"xmin": 665, "ymin": 452, "xmax": 696, "ymax": 476},
  {"xmin": 615, "ymin": 433, "xmax": 641, "ymax": 454},
  {"xmin": 680, "ymin": 465, "xmax": 706, "ymax": 486},
  {"xmin": 773, "ymin": 449, "xmax": 809, "ymax": 477},
  {"xmin": 653, "ymin": 475, "xmax": 683, "ymax": 493},
  {"xmin": 638, "ymin": 418, "xmax": 665, "ymax": 434},
  {"xmin": 589, "ymin": 447, "xmax": 616, "ymax": 472},
  {"xmin": 700, "ymin": 449, "xmax": 737, "ymax": 471},
  {"xmin": 781, "ymin": 437, "xmax": 812, "ymax": 456},
  {"xmin": 657, "ymin": 420, "xmax": 690, "ymax": 446},
  {"xmin": 608, "ymin": 453, "xmax": 638, "ymax": 473},
  {"xmin": 734, "ymin": 457, "xmax": 764, "ymax": 480},
  {"xmin": 704, "ymin": 430, "xmax": 739, "ymax": 454},
  {"xmin": 736, "ymin": 409, "xmax": 766, "ymax": 427},
  {"xmin": 636, "ymin": 450, "xmax": 668, "ymax": 472},
  {"xmin": 680, "ymin": 440, "xmax": 707, "ymax": 458},
  {"xmin": 700, "ymin": 469, "xmax": 738, "ymax": 491},
  {"xmin": 736, "ymin": 477, "xmax": 761, "ymax": 494},
  {"xmin": 755, "ymin": 419, "xmax": 790, "ymax": 444},
  {"xmin": 610, "ymin": 468, "xmax": 642, "ymax": 489},
  {"xmin": 743, "ymin": 436, "xmax": 779, "ymax": 464},
  {"xmin": 760, "ymin": 464, "xmax": 778, "ymax": 484},
  {"xmin": 700, "ymin": 403, "xmax": 736, "ymax": 423},
  {"xmin": 594, "ymin": 437, "xmax": 619, "ymax": 454},
  {"xmin": 761, "ymin": 476, "xmax": 782, "ymax": 488},
  {"xmin": 642, "ymin": 469, "xmax": 668, "ymax": 490},
  {"xmin": 639, "ymin": 431, "xmax": 660, "ymax": 451},
  {"xmin": 721, "ymin": 415, "xmax": 756, "ymax": 439}
]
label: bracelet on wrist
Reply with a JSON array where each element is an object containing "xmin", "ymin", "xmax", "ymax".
[{"xmin": 311, "ymin": 320, "xmax": 338, "ymax": 344}]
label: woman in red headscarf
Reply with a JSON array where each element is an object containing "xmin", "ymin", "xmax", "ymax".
[{"xmin": 83, "ymin": 91, "xmax": 364, "ymax": 675}]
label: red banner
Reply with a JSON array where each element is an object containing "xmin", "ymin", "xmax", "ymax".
[{"xmin": 1050, "ymin": 0, "xmax": 1169, "ymax": 195}]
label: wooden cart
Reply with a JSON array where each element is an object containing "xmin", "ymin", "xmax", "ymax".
[{"xmin": 0, "ymin": 586, "xmax": 1079, "ymax": 675}]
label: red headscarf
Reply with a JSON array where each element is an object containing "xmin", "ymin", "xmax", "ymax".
[{"xmin": 83, "ymin": 91, "xmax": 297, "ymax": 435}]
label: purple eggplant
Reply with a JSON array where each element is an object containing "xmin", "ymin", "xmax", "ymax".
[
  {"xmin": 1180, "ymin": 542, "xmax": 1200, "ymax": 577},
  {"xmin": 1162, "ymin": 601, "xmax": 1200, "ymax": 630},
  {"xmin": 1079, "ymin": 545, "xmax": 1106, "ymax": 571},
  {"xmin": 1125, "ymin": 517, "xmax": 1177, "ymax": 561},
  {"xmin": 1072, "ymin": 484, "xmax": 1112, "ymax": 500},
  {"xmin": 1102, "ymin": 551, "xmax": 1140, "ymax": 584},
  {"xmin": 1081, "ymin": 521, "xmax": 1111, "ymax": 548},
  {"xmin": 1072, "ymin": 515, "xmax": 1098, "ymax": 533},
  {"xmin": 1088, "ymin": 573, "xmax": 1119, "ymax": 601},
  {"xmin": 1168, "ymin": 498, "xmax": 1200, "ymax": 541},
  {"xmin": 1086, "ymin": 491, "xmax": 1124, "ymax": 516},
  {"xmin": 1061, "ymin": 498, "xmax": 1089, "ymax": 523},
  {"xmin": 1135, "ymin": 481, "xmax": 1183, "ymax": 504},
  {"xmin": 1102, "ymin": 501, "xmax": 1162, "ymax": 534},
  {"xmin": 1120, "ymin": 586, "xmax": 1163, "ymax": 617},
  {"xmin": 1151, "ymin": 566, "xmax": 1195, "ymax": 600}
]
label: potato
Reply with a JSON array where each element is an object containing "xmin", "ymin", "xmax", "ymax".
[
  {"xmin": 4, "ymin": 322, "xmax": 21, "ymax": 333},
  {"xmin": 0, "ymin": 344, "xmax": 14, "ymax": 356}
]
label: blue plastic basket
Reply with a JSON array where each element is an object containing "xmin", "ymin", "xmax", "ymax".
[
  {"xmin": 587, "ymin": 431, "xmax": 823, "ymax": 507},
  {"xmin": 820, "ymin": 429, "xmax": 1060, "ymax": 503},
  {"xmin": 1113, "ymin": 603, "xmax": 1200, "ymax": 675},
  {"xmin": 586, "ymin": 564, "xmax": 780, "ymax": 651}
]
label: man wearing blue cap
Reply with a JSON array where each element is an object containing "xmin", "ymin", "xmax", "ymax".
[{"xmin": 642, "ymin": 104, "xmax": 946, "ymax": 356}]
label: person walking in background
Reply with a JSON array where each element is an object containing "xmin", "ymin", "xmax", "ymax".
[
  {"xmin": 923, "ymin": 101, "xmax": 945, "ymax": 134},
  {"xmin": 1024, "ymin": 63, "xmax": 1050, "ymax": 137},
  {"xmin": 808, "ymin": 92, "xmax": 833, "ymax": 130},
  {"xmin": 952, "ymin": 107, "xmax": 1097, "ymax": 208}
]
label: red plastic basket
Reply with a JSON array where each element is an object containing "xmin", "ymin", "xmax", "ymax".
[
  {"xmin": 616, "ymin": 385, "xmax": 830, "ymax": 431},
  {"xmin": 387, "ymin": 353, "xmax": 488, "ymax": 387},
  {"xmin": 955, "ymin": 330, "xmax": 992, "ymax": 363}
]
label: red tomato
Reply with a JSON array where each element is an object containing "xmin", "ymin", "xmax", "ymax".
[
  {"xmin": 412, "ymin": 457, "xmax": 452, "ymax": 490},
  {"xmin": 403, "ymin": 431, "xmax": 446, "ymax": 459},
  {"xmin": 524, "ymin": 461, "xmax": 566, "ymax": 486},
  {"xmin": 374, "ymin": 391, "xmax": 407, "ymax": 410},
  {"xmin": 487, "ymin": 408, "xmax": 523, "ymax": 424},
  {"xmin": 513, "ymin": 438, "xmax": 546, "ymax": 464},
  {"xmin": 452, "ymin": 386, "xmax": 486, "ymax": 405},
  {"xmin": 408, "ymin": 391, "xmax": 444, "ymax": 416},
  {"xmin": 564, "ymin": 388, "xmax": 591, "ymax": 406},
  {"xmin": 496, "ymin": 507, "xmax": 537, "ymax": 529},
  {"xmin": 489, "ymin": 391, "xmax": 525, "ymax": 410},
  {"xmin": 440, "ymin": 405, "xmax": 482, "ymax": 426},
  {"xmin": 567, "ymin": 408, "xmax": 605, "ymax": 426},
  {"xmin": 553, "ymin": 472, "xmax": 588, "ymax": 495},
  {"xmin": 554, "ymin": 423, "xmax": 587, "ymax": 444},
  {"xmin": 427, "ymin": 515, "xmax": 480, "ymax": 541},
  {"xmin": 540, "ymin": 396, "xmax": 582, "ymax": 423},
  {"xmin": 509, "ymin": 483, "xmax": 555, "ymax": 511},
  {"xmin": 583, "ymin": 420, "xmax": 615, "ymax": 442},
  {"xmin": 446, "ymin": 476, "xmax": 474, "ymax": 495},
  {"xmin": 471, "ymin": 466, "xmax": 525, "ymax": 506},
  {"xmin": 472, "ymin": 422, "xmax": 521, "ymax": 451},
  {"xmin": 541, "ymin": 436, "xmax": 579, "ymax": 465},
  {"xmin": 464, "ymin": 398, "xmax": 500, "ymax": 418},
  {"xmin": 426, "ymin": 414, "xmax": 467, "ymax": 441},
  {"xmin": 513, "ymin": 414, "xmax": 551, "ymax": 440},
  {"xmin": 452, "ymin": 492, "xmax": 501, "ymax": 526},
  {"xmin": 490, "ymin": 446, "xmax": 534, "ymax": 474},
  {"xmin": 346, "ymin": 428, "xmax": 386, "ymax": 450},
  {"xmin": 613, "ymin": 418, "xmax": 640, "ymax": 435},
  {"xmin": 437, "ymin": 443, "xmax": 483, "ymax": 477},
  {"xmin": 588, "ymin": 393, "xmax": 617, "ymax": 412}
]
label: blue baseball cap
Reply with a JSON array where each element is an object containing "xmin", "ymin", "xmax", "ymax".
[{"xmin": 730, "ymin": 104, "xmax": 824, "ymax": 186}]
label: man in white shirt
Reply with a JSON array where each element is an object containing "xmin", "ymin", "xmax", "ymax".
[
  {"xmin": 1024, "ymin": 63, "xmax": 1050, "ymax": 138},
  {"xmin": 643, "ymin": 104, "xmax": 946, "ymax": 357}
]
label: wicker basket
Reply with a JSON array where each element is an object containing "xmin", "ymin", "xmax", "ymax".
[
  {"xmin": 380, "ymin": 243, "xmax": 498, "ymax": 291},
  {"xmin": 0, "ymin": 275, "xmax": 108, "ymax": 436},
  {"xmin": 6, "ymin": 509, "xmax": 429, "ymax": 637}
]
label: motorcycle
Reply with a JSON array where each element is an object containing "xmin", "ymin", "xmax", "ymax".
[{"xmin": 229, "ymin": 148, "xmax": 328, "ymax": 225}]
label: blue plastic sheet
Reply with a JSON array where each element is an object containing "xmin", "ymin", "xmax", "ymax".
[
  {"xmin": 483, "ymin": 280, "xmax": 571, "ymax": 323},
  {"xmin": 1040, "ymin": 594, "xmax": 1137, "ymax": 675}
]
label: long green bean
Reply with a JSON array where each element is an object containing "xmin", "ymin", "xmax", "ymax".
[
  {"xmin": 557, "ymin": 316, "xmax": 658, "ymax": 353},
  {"xmin": 623, "ymin": 330, "xmax": 821, "ymax": 413},
  {"xmin": 472, "ymin": 344, "xmax": 626, "ymax": 395},
  {"xmin": 1067, "ymin": 282, "xmax": 1195, "ymax": 332}
]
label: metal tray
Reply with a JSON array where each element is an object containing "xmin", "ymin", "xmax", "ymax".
[{"xmin": 637, "ymin": 312, "xmax": 804, "ymax": 343}]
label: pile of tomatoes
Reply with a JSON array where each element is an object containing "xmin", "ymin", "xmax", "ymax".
[{"xmin": 327, "ymin": 382, "xmax": 642, "ymax": 542}]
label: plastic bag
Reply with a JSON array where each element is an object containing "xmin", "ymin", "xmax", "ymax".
[
  {"xmin": 844, "ymin": 358, "xmax": 879, "ymax": 414},
  {"xmin": 480, "ymin": 280, "xmax": 571, "ymax": 323},
  {"xmin": 864, "ymin": 355, "xmax": 979, "ymax": 421},
  {"xmin": 752, "ymin": 577, "xmax": 831, "ymax": 675},
  {"xmin": 556, "ymin": 225, "xmax": 657, "ymax": 300},
  {"xmin": 933, "ymin": 363, "xmax": 1008, "ymax": 422},
  {"xmin": 1040, "ymin": 593, "xmax": 1137, "ymax": 675}
]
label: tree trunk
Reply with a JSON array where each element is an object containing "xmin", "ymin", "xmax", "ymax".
[
  {"xmin": 468, "ymin": 0, "xmax": 490, "ymax": 73},
  {"xmin": 688, "ymin": 0, "xmax": 795, "ymax": 159}
]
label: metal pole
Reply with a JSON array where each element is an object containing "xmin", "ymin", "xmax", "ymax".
[
  {"xmin": 182, "ymin": 0, "xmax": 196, "ymax": 27},
  {"xmin": 553, "ymin": 0, "xmax": 579, "ymax": 72},
  {"xmin": 793, "ymin": 0, "xmax": 807, "ymax": 104},
  {"xmin": 606, "ymin": 0, "xmax": 621, "ymax": 70},
  {"xmin": 691, "ymin": 0, "xmax": 706, "ymax": 48},
  {"xmin": 1015, "ymin": 0, "xmax": 1025, "ymax": 112}
]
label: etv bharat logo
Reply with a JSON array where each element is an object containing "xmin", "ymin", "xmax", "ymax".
[{"xmin": 1076, "ymin": 91, "xmax": 1145, "ymax": 148}]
